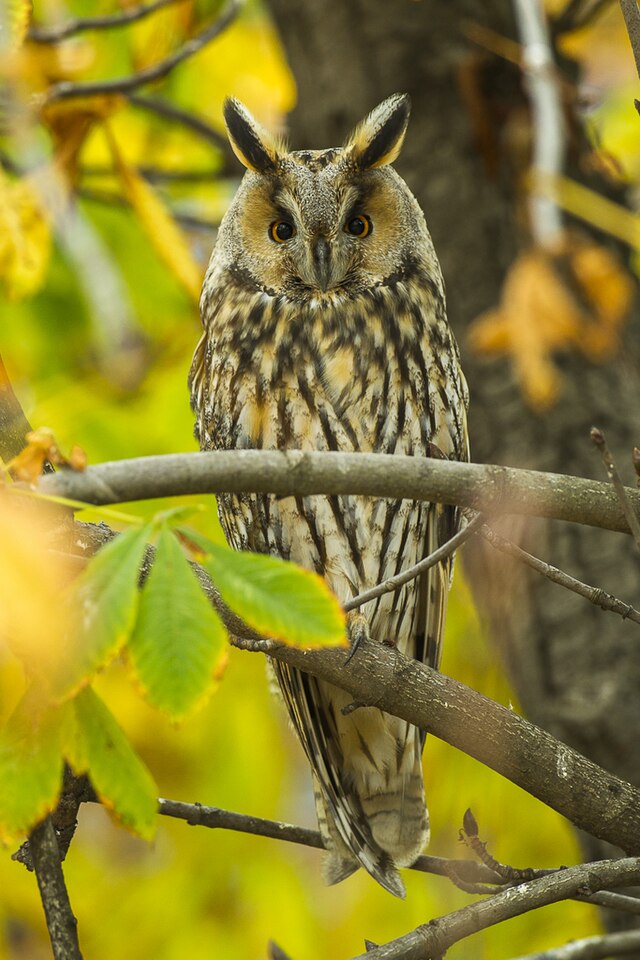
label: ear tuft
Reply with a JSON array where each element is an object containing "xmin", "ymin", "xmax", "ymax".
[
  {"xmin": 345, "ymin": 93, "xmax": 411, "ymax": 170},
  {"xmin": 223, "ymin": 98, "xmax": 281, "ymax": 173}
]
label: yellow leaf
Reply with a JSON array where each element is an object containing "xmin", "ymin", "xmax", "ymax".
[
  {"xmin": 467, "ymin": 234, "xmax": 634, "ymax": 409},
  {"xmin": 105, "ymin": 126, "xmax": 202, "ymax": 302},
  {"xmin": 0, "ymin": 170, "xmax": 51, "ymax": 300},
  {"xmin": 0, "ymin": 0, "xmax": 30, "ymax": 52}
]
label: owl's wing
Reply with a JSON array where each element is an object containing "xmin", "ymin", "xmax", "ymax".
[{"xmin": 270, "ymin": 657, "xmax": 407, "ymax": 898}]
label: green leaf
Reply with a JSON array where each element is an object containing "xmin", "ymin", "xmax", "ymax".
[
  {"xmin": 69, "ymin": 687, "xmax": 157, "ymax": 840},
  {"xmin": 0, "ymin": 691, "xmax": 68, "ymax": 841},
  {"xmin": 128, "ymin": 524, "xmax": 227, "ymax": 721},
  {"xmin": 53, "ymin": 524, "xmax": 152, "ymax": 699},
  {"xmin": 185, "ymin": 531, "xmax": 346, "ymax": 649}
]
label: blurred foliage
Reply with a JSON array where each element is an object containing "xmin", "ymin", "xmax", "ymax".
[{"xmin": 2, "ymin": 0, "xmax": 639, "ymax": 956}]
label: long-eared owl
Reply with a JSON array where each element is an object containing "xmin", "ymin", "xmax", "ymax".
[{"xmin": 190, "ymin": 94, "xmax": 469, "ymax": 899}]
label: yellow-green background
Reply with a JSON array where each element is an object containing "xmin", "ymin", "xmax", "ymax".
[{"xmin": 2, "ymin": 0, "xmax": 637, "ymax": 955}]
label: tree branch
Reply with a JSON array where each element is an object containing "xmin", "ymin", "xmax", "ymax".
[
  {"xmin": 29, "ymin": 817, "xmax": 83, "ymax": 960},
  {"xmin": 45, "ymin": 0, "xmax": 241, "ymax": 103},
  {"xmin": 509, "ymin": 929, "xmax": 640, "ymax": 959},
  {"xmin": 35, "ymin": 450, "xmax": 640, "ymax": 535},
  {"xmin": 28, "ymin": 0, "xmax": 186, "ymax": 43},
  {"xmin": 356, "ymin": 859, "xmax": 640, "ymax": 960},
  {"xmin": 619, "ymin": 0, "xmax": 640, "ymax": 80},
  {"xmin": 156, "ymin": 797, "xmax": 505, "ymax": 884},
  {"xmin": 514, "ymin": 0, "xmax": 565, "ymax": 247},
  {"xmin": 591, "ymin": 426, "xmax": 640, "ymax": 551},
  {"xmin": 481, "ymin": 523, "xmax": 640, "ymax": 626},
  {"xmin": 344, "ymin": 513, "xmax": 486, "ymax": 613},
  {"xmin": 244, "ymin": 636, "xmax": 640, "ymax": 858}
]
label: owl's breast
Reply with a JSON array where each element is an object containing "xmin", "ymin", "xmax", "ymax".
[{"xmin": 196, "ymin": 280, "xmax": 463, "ymax": 462}]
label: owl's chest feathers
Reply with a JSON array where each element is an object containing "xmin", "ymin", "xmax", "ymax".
[{"xmin": 203, "ymin": 279, "xmax": 453, "ymax": 456}]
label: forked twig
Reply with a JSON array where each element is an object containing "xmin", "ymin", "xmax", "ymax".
[{"xmin": 591, "ymin": 426, "xmax": 640, "ymax": 551}]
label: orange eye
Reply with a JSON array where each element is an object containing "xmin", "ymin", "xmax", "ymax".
[
  {"xmin": 344, "ymin": 215, "xmax": 371, "ymax": 237},
  {"xmin": 270, "ymin": 221, "xmax": 295, "ymax": 242}
]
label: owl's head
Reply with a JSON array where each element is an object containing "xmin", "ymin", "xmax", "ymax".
[{"xmin": 211, "ymin": 94, "xmax": 436, "ymax": 303}]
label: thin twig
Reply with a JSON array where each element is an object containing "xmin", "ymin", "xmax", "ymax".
[
  {"xmin": 128, "ymin": 95, "xmax": 231, "ymax": 152},
  {"xmin": 45, "ymin": 0, "xmax": 241, "ymax": 103},
  {"xmin": 35, "ymin": 449, "xmax": 640, "ymax": 536},
  {"xmin": 80, "ymin": 163, "xmax": 223, "ymax": 184},
  {"xmin": 554, "ymin": 0, "xmax": 613, "ymax": 33},
  {"xmin": 344, "ymin": 513, "xmax": 485, "ymax": 612},
  {"xmin": 28, "ymin": 0, "xmax": 186, "ymax": 43},
  {"xmin": 619, "ymin": 0, "xmax": 640, "ymax": 80},
  {"xmin": 29, "ymin": 818, "xmax": 83, "ymax": 960},
  {"xmin": 480, "ymin": 523, "xmax": 640, "ymax": 626},
  {"xmin": 514, "ymin": 0, "xmax": 566, "ymax": 247},
  {"xmin": 156, "ymin": 797, "xmax": 502, "ymax": 884},
  {"xmin": 508, "ymin": 929, "xmax": 640, "ymax": 959},
  {"xmin": 591, "ymin": 427, "xmax": 640, "ymax": 551}
]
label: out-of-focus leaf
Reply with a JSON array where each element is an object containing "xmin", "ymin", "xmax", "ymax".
[
  {"xmin": 53, "ymin": 524, "xmax": 152, "ymax": 699},
  {"xmin": 534, "ymin": 172, "xmax": 640, "ymax": 250},
  {"xmin": 186, "ymin": 530, "xmax": 346, "ymax": 649},
  {"xmin": 128, "ymin": 524, "xmax": 227, "ymax": 721},
  {"xmin": 0, "ymin": 691, "xmax": 69, "ymax": 842},
  {"xmin": 69, "ymin": 686, "xmax": 157, "ymax": 840},
  {"xmin": 0, "ymin": 170, "xmax": 51, "ymax": 300},
  {"xmin": 106, "ymin": 126, "xmax": 202, "ymax": 302},
  {"xmin": 0, "ymin": 491, "xmax": 72, "ymax": 681},
  {"xmin": 0, "ymin": 0, "xmax": 30, "ymax": 51},
  {"xmin": 468, "ymin": 233, "xmax": 634, "ymax": 409},
  {"xmin": 41, "ymin": 95, "xmax": 124, "ymax": 186}
]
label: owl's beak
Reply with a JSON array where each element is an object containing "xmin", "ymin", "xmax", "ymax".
[{"xmin": 311, "ymin": 236, "xmax": 332, "ymax": 292}]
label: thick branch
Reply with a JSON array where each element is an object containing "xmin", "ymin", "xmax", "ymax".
[
  {"xmin": 510, "ymin": 929, "xmax": 640, "ymax": 958},
  {"xmin": 357, "ymin": 859, "xmax": 640, "ymax": 960},
  {"xmin": 29, "ymin": 818, "xmax": 83, "ymax": 960},
  {"xmin": 35, "ymin": 450, "xmax": 640, "ymax": 535},
  {"xmin": 249, "ymin": 636, "xmax": 640, "ymax": 858}
]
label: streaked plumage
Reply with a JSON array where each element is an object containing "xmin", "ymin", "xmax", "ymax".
[{"xmin": 190, "ymin": 94, "xmax": 469, "ymax": 898}]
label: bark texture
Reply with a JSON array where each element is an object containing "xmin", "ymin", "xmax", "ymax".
[{"xmin": 265, "ymin": 0, "xmax": 640, "ymax": 934}]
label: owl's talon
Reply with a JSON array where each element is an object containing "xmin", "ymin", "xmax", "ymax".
[{"xmin": 345, "ymin": 611, "xmax": 369, "ymax": 664}]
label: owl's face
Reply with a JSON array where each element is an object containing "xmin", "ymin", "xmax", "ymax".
[{"xmin": 211, "ymin": 95, "xmax": 437, "ymax": 304}]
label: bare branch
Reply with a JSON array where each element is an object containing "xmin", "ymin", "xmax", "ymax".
[
  {"xmin": 45, "ymin": 0, "xmax": 241, "ymax": 103},
  {"xmin": 619, "ymin": 0, "xmax": 640, "ymax": 80},
  {"xmin": 514, "ymin": 0, "xmax": 565, "ymax": 246},
  {"xmin": 344, "ymin": 513, "xmax": 486, "ymax": 613},
  {"xmin": 553, "ymin": 0, "xmax": 613, "ymax": 33},
  {"xmin": 29, "ymin": 0, "xmax": 186, "ymax": 43},
  {"xmin": 35, "ymin": 450, "xmax": 640, "ymax": 536},
  {"xmin": 481, "ymin": 523, "xmax": 640, "ymax": 626},
  {"xmin": 591, "ymin": 426, "xmax": 640, "ymax": 550},
  {"xmin": 156, "ymin": 797, "xmax": 504, "ymax": 885},
  {"xmin": 248, "ymin": 636, "xmax": 640, "ymax": 858},
  {"xmin": 509, "ymin": 929, "xmax": 640, "ymax": 958},
  {"xmin": 356, "ymin": 859, "xmax": 640, "ymax": 960},
  {"xmin": 29, "ymin": 817, "xmax": 83, "ymax": 960},
  {"xmin": 128, "ymin": 95, "xmax": 231, "ymax": 153}
]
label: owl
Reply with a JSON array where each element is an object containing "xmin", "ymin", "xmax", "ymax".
[{"xmin": 190, "ymin": 94, "xmax": 469, "ymax": 899}]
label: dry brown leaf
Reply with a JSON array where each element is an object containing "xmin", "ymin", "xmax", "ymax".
[
  {"xmin": 105, "ymin": 125, "xmax": 202, "ymax": 302},
  {"xmin": 8, "ymin": 428, "xmax": 88, "ymax": 483},
  {"xmin": 468, "ymin": 234, "xmax": 634, "ymax": 409}
]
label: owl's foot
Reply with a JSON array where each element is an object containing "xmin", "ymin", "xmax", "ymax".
[{"xmin": 344, "ymin": 611, "xmax": 369, "ymax": 664}]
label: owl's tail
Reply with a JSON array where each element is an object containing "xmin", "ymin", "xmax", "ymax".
[{"xmin": 312, "ymin": 713, "xmax": 429, "ymax": 899}]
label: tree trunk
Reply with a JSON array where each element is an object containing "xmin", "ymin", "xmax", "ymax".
[{"xmin": 265, "ymin": 0, "xmax": 640, "ymax": 936}]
